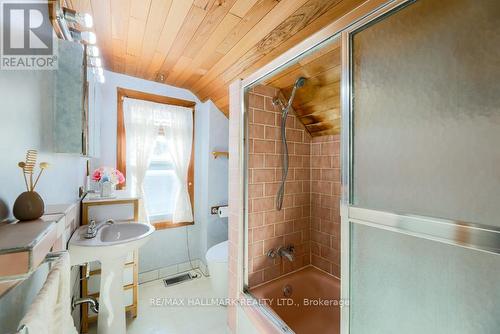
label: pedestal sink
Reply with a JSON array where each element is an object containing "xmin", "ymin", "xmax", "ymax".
[{"xmin": 69, "ymin": 221, "xmax": 154, "ymax": 334}]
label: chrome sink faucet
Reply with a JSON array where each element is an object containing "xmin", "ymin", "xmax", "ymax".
[{"xmin": 84, "ymin": 219, "xmax": 116, "ymax": 239}]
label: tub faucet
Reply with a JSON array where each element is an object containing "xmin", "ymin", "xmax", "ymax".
[{"xmin": 277, "ymin": 245, "xmax": 295, "ymax": 262}]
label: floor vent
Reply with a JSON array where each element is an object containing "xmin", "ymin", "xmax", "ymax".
[{"xmin": 163, "ymin": 272, "xmax": 199, "ymax": 287}]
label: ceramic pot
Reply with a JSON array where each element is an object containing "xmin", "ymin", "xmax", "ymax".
[{"xmin": 13, "ymin": 191, "xmax": 45, "ymax": 221}]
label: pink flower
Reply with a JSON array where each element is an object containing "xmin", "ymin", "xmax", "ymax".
[
  {"xmin": 92, "ymin": 167, "xmax": 125, "ymax": 185},
  {"xmin": 91, "ymin": 168, "xmax": 103, "ymax": 181},
  {"xmin": 115, "ymin": 170, "xmax": 125, "ymax": 184}
]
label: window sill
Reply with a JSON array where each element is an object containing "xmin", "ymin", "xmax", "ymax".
[{"xmin": 151, "ymin": 221, "xmax": 194, "ymax": 231}]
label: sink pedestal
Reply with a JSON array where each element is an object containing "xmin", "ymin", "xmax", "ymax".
[
  {"xmin": 68, "ymin": 222, "xmax": 155, "ymax": 334},
  {"xmin": 97, "ymin": 256, "xmax": 127, "ymax": 334}
]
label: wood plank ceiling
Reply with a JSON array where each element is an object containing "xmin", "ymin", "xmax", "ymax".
[
  {"xmin": 68, "ymin": 0, "xmax": 364, "ymax": 117},
  {"xmin": 263, "ymin": 37, "xmax": 341, "ymax": 136}
]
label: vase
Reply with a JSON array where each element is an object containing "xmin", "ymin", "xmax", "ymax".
[
  {"xmin": 13, "ymin": 191, "xmax": 45, "ymax": 221},
  {"xmin": 100, "ymin": 181, "xmax": 115, "ymax": 198}
]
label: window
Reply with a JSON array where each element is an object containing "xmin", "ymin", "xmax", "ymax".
[
  {"xmin": 143, "ymin": 134, "xmax": 180, "ymax": 222},
  {"xmin": 117, "ymin": 87, "xmax": 195, "ymax": 230}
]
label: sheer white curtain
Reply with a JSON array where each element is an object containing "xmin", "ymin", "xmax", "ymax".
[
  {"xmin": 124, "ymin": 97, "xmax": 194, "ymax": 223},
  {"xmin": 123, "ymin": 98, "xmax": 158, "ymax": 222},
  {"xmin": 157, "ymin": 105, "xmax": 194, "ymax": 223}
]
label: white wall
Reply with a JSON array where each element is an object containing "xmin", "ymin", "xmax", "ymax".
[
  {"xmin": 196, "ymin": 100, "xmax": 229, "ymax": 259},
  {"xmin": 206, "ymin": 100, "xmax": 229, "ymax": 250},
  {"xmin": 95, "ymin": 71, "xmax": 228, "ymax": 272},
  {"xmin": 0, "ymin": 68, "xmax": 86, "ymax": 331},
  {"xmin": 0, "ymin": 70, "xmax": 86, "ymax": 219}
]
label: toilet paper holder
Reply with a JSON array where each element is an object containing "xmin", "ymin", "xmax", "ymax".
[{"xmin": 210, "ymin": 205, "xmax": 228, "ymax": 215}]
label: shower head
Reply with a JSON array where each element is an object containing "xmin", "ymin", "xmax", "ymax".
[
  {"xmin": 272, "ymin": 77, "xmax": 307, "ymax": 117},
  {"xmin": 294, "ymin": 77, "xmax": 306, "ymax": 88},
  {"xmin": 283, "ymin": 77, "xmax": 306, "ymax": 112}
]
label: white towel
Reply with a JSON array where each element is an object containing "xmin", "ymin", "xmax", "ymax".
[{"xmin": 17, "ymin": 252, "xmax": 78, "ymax": 334}]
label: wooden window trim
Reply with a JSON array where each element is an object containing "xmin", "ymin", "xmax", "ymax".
[
  {"xmin": 117, "ymin": 87, "xmax": 196, "ymax": 230},
  {"xmin": 150, "ymin": 221, "xmax": 194, "ymax": 230}
]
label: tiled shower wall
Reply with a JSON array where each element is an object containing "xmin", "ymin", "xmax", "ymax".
[
  {"xmin": 247, "ymin": 85, "xmax": 341, "ymax": 287},
  {"xmin": 310, "ymin": 135, "xmax": 341, "ymax": 277},
  {"xmin": 247, "ymin": 85, "xmax": 312, "ymax": 287}
]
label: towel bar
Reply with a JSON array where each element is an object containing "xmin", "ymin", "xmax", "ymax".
[
  {"xmin": 0, "ymin": 251, "xmax": 67, "ymax": 287},
  {"xmin": 212, "ymin": 151, "xmax": 229, "ymax": 159},
  {"xmin": 43, "ymin": 250, "xmax": 67, "ymax": 263},
  {"xmin": 15, "ymin": 251, "xmax": 69, "ymax": 334}
]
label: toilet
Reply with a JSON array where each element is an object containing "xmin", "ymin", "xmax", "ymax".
[{"xmin": 205, "ymin": 240, "xmax": 228, "ymax": 299}]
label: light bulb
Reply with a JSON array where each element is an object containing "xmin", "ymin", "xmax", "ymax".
[
  {"xmin": 81, "ymin": 31, "xmax": 96, "ymax": 44},
  {"xmin": 79, "ymin": 13, "xmax": 93, "ymax": 28},
  {"xmin": 63, "ymin": 8, "xmax": 93, "ymax": 28},
  {"xmin": 88, "ymin": 45, "xmax": 99, "ymax": 57},
  {"xmin": 89, "ymin": 57, "xmax": 102, "ymax": 67}
]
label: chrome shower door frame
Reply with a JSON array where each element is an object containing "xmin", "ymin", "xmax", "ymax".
[
  {"xmin": 233, "ymin": 0, "xmax": 410, "ymax": 333},
  {"xmin": 341, "ymin": 0, "xmax": 500, "ymax": 333},
  {"xmin": 340, "ymin": 1, "xmax": 410, "ymax": 332}
]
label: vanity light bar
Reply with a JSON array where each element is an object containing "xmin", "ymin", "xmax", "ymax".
[
  {"xmin": 69, "ymin": 29, "xmax": 97, "ymax": 45},
  {"xmin": 51, "ymin": 3, "xmax": 105, "ymax": 84},
  {"xmin": 62, "ymin": 7, "xmax": 93, "ymax": 28}
]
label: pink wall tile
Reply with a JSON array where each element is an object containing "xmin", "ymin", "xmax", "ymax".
[
  {"xmin": 247, "ymin": 85, "xmax": 312, "ymax": 285},
  {"xmin": 310, "ymin": 134, "xmax": 341, "ymax": 277},
  {"xmin": 228, "ymin": 80, "xmax": 243, "ymax": 333},
  {"xmin": 253, "ymin": 110, "xmax": 275, "ymax": 125},
  {"xmin": 237, "ymin": 86, "xmax": 340, "ymax": 294},
  {"xmin": 228, "ymin": 82, "xmax": 342, "ymax": 332},
  {"xmin": 254, "ymin": 140, "xmax": 276, "ymax": 154},
  {"xmin": 253, "ymin": 225, "xmax": 275, "ymax": 242}
]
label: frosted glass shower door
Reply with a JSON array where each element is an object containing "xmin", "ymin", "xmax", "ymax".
[{"xmin": 344, "ymin": 0, "xmax": 500, "ymax": 333}]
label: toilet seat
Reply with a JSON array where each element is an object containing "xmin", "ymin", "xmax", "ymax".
[{"xmin": 206, "ymin": 240, "xmax": 228, "ymax": 263}]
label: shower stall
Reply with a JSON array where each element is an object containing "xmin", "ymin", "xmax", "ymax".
[
  {"xmin": 230, "ymin": 0, "xmax": 500, "ymax": 333},
  {"xmin": 243, "ymin": 35, "xmax": 343, "ymax": 333}
]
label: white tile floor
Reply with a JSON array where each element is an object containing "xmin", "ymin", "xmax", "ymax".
[{"xmin": 89, "ymin": 271, "xmax": 229, "ymax": 334}]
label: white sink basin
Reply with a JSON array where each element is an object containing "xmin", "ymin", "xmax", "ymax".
[
  {"xmin": 69, "ymin": 222, "xmax": 154, "ymax": 263},
  {"xmin": 100, "ymin": 223, "xmax": 152, "ymax": 243},
  {"xmin": 69, "ymin": 222, "xmax": 154, "ymax": 334}
]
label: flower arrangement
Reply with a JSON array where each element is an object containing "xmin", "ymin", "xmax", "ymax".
[
  {"xmin": 92, "ymin": 167, "xmax": 125, "ymax": 198},
  {"xmin": 92, "ymin": 167, "xmax": 125, "ymax": 186}
]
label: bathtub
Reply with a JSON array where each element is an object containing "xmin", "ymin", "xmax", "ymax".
[{"xmin": 249, "ymin": 266, "xmax": 341, "ymax": 334}]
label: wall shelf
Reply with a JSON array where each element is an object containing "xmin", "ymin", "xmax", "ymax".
[
  {"xmin": 0, "ymin": 203, "xmax": 79, "ymax": 297},
  {"xmin": 0, "ymin": 221, "xmax": 56, "ymax": 285}
]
